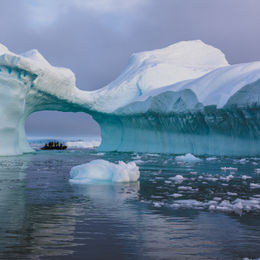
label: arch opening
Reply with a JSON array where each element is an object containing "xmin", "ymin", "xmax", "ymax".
[{"xmin": 25, "ymin": 111, "xmax": 101, "ymax": 150}]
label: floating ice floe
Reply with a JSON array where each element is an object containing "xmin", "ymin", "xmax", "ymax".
[
  {"xmin": 159, "ymin": 197, "xmax": 260, "ymax": 215},
  {"xmin": 169, "ymin": 175, "xmax": 185, "ymax": 183},
  {"xmin": 206, "ymin": 157, "xmax": 217, "ymax": 161},
  {"xmin": 204, "ymin": 177, "xmax": 218, "ymax": 182},
  {"xmin": 242, "ymin": 175, "xmax": 252, "ymax": 180},
  {"xmin": 250, "ymin": 183, "xmax": 260, "ymax": 189},
  {"xmin": 255, "ymin": 169, "xmax": 260, "ymax": 174},
  {"xmin": 175, "ymin": 153, "xmax": 202, "ymax": 163},
  {"xmin": 178, "ymin": 186, "xmax": 198, "ymax": 192},
  {"xmin": 69, "ymin": 160, "xmax": 140, "ymax": 184},
  {"xmin": 170, "ymin": 193, "xmax": 183, "ymax": 198},
  {"xmin": 220, "ymin": 167, "xmax": 238, "ymax": 171},
  {"xmin": 220, "ymin": 175, "xmax": 234, "ymax": 182},
  {"xmin": 227, "ymin": 192, "xmax": 238, "ymax": 196}
]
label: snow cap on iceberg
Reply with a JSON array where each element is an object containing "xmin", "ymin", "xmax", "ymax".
[
  {"xmin": 0, "ymin": 43, "xmax": 13, "ymax": 55},
  {"xmin": 0, "ymin": 43, "xmax": 78, "ymax": 103},
  {"xmin": 92, "ymin": 40, "xmax": 229, "ymax": 112}
]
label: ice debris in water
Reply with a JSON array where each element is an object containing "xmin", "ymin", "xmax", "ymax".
[
  {"xmin": 170, "ymin": 193, "xmax": 183, "ymax": 198},
  {"xmin": 250, "ymin": 183, "xmax": 260, "ymax": 189},
  {"xmin": 206, "ymin": 157, "xmax": 217, "ymax": 161},
  {"xmin": 219, "ymin": 175, "xmax": 234, "ymax": 182},
  {"xmin": 227, "ymin": 192, "xmax": 238, "ymax": 196},
  {"xmin": 175, "ymin": 153, "xmax": 202, "ymax": 162},
  {"xmin": 221, "ymin": 167, "xmax": 238, "ymax": 171},
  {"xmin": 255, "ymin": 169, "xmax": 260, "ymax": 174},
  {"xmin": 169, "ymin": 175, "xmax": 185, "ymax": 183},
  {"xmin": 167, "ymin": 198, "xmax": 260, "ymax": 215},
  {"xmin": 69, "ymin": 159, "xmax": 140, "ymax": 184},
  {"xmin": 242, "ymin": 175, "xmax": 252, "ymax": 180}
]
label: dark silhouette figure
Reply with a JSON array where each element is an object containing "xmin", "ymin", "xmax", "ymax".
[{"xmin": 41, "ymin": 141, "xmax": 67, "ymax": 150}]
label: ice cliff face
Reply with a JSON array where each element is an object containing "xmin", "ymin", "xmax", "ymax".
[{"xmin": 0, "ymin": 40, "xmax": 259, "ymax": 156}]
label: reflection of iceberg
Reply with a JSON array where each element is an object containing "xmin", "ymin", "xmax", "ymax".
[
  {"xmin": 71, "ymin": 181, "xmax": 140, "ymax": 204},
  {"xmin": 0, "ymin": 40, "xmax": 260, "ymax": 156}
]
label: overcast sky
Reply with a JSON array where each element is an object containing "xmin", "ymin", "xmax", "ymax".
[{"xmin": 1, "ymin": 0, "xmax": 260, "ymax": 137}]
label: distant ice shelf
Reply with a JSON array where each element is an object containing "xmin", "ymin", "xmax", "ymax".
[{"xmin": 0, "ymin": 40, "xmax": 259, "ymax": 156}]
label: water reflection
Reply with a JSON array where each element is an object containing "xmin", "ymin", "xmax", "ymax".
[
  {"xmin": 0, "ymin": 154, "xmax": 79, "ymax": 259},
  {"xmin": 71, "ymin": 182, "xmax": 140, "ymax": 204},
  {"xmin": 0, "ymin": 151, "xmax": 259, "ymax": 260}
]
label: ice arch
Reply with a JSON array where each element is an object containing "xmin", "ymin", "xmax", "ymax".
[
  {"xmin": 26, "ymin": 111, "xmax": 100, "ymax": 137},
  {"xmin": 0, "ymin": 40, "xmax": 260, "ymax": 156}
]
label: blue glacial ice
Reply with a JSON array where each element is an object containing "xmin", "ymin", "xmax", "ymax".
[{"xmin": 0, "ymin": 40, "xmax": 259, "ymax": 156}]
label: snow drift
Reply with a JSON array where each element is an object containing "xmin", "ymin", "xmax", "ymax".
[{"xmin": 0, "ymin": 40, "xmax": 259, "ymax": 156}]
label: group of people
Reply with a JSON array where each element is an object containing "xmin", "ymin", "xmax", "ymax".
[{"xmin": 41, "ymin": 141, "xmax": 67, "ymax": 150}]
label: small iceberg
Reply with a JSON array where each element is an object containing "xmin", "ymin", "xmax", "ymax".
[
  {"xmin": 175, "ymin": 153, "xmax": 202, "ymax": 162},
  {"xmin": 69, "ymin": 159, "xmax": 140, "ymax": 184},
  {"xmin": 169, "ymin": 175, "xmax": 185, "ymax": 183}
]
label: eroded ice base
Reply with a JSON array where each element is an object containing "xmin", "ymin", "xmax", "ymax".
[{"xmin": 95, "ymin": 105, "xmax": 260, "ymax": 156}]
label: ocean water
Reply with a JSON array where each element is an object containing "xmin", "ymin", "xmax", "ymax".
[{"xmin": 0, "ymin": 138, "xmax": 260, "ymax": 260}]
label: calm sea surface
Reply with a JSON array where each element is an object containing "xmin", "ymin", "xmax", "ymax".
[{"xmin": 0, "ymin": 141, "xmax": 260, "ymax": 260}]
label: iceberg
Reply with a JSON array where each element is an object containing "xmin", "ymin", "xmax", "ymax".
[
  {"xmin": 69, "ymin": 160, "xmax": 140, "ymax": 184},
  {"xmin": 0, "ymin": 40, "xmax": 259, "ymax": 156}
]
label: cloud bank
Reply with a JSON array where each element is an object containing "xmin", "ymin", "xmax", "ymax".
[{"xmin": 1, "ymin": 0, "xmax": 260, "ymax": 136}]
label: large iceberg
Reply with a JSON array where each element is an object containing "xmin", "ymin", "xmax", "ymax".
[{"xmin": 0, "ymin": 40, "xmax": 259, "ymax": 156}]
